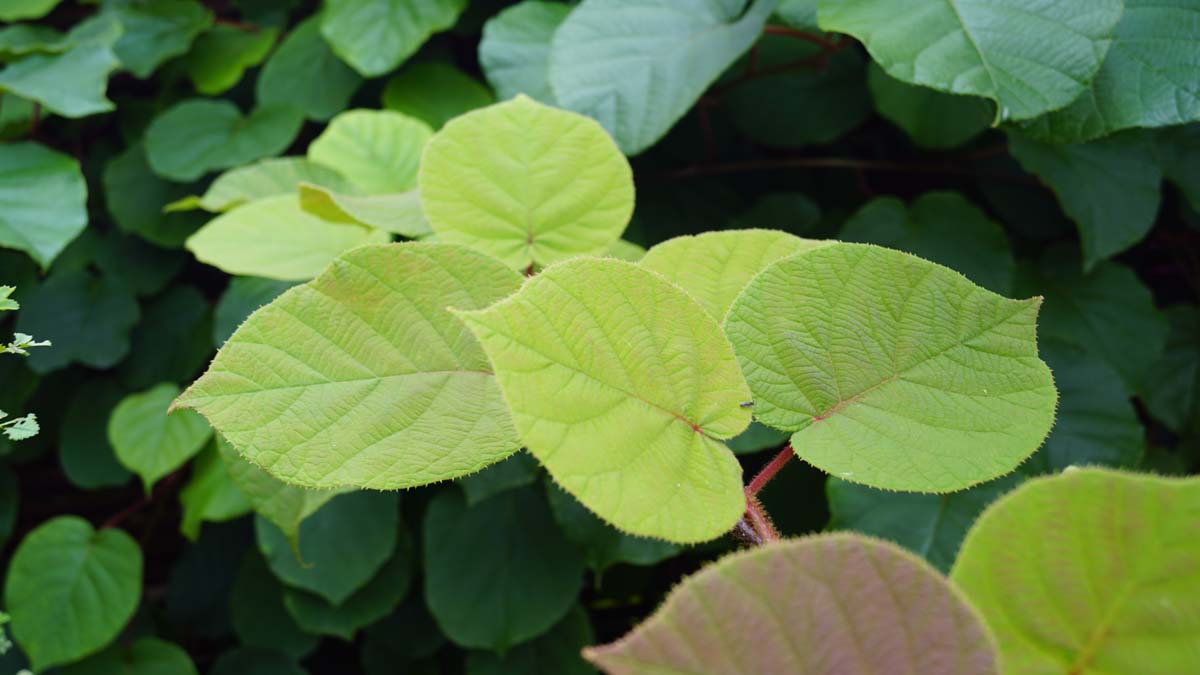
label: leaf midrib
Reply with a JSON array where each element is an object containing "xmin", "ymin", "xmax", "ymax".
[{"xmin": 810, "ymin": 298, "xmax": 1033, "ymax": 423}]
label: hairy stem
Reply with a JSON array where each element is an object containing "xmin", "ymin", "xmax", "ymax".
[{"xmin": 747, "ymin": 445, "xmax": 795, "ymax": 496}]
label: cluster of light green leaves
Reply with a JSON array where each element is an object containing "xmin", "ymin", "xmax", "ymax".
[{"xmin": 1, "ymin": 0, "xmax": 1197, "ymax": 673}]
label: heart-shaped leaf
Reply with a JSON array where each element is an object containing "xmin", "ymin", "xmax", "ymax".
[
  {"xmin": 585, "ymin": 533, "xmax": 998, "ymax": 674},
  {"xmin": 725, "ymin": 243, "xmax": 1057, "ymax": 493},
  {"xmin": 456, "ymin": 257, "xmax": 750, "ymax": 542},
  {"xmin": 952, "ymin": 468, "xmax": 1200, "ymax": 675},
  {"xmin": 418, "ymin": 95, "xmax": 633, "ymax": 270},
  {"xmin": 176, "ymin": 243, "xmax": 523, "ymax": 489}
]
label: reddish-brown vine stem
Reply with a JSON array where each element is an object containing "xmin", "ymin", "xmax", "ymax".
[
  {"xmin": 101, "ymin": 470, "xmax": 184, "ymax": 530},
  {"xmin": 762, "ymin": 25, "xmax": 842, "ymax": 51},
  {"xmin": 747, "ymin": 445, "xmax": 795, "ymax": 496},
  {"xmin": 733, "ymin": 445, "xmax": 795, "ymax": 545}
]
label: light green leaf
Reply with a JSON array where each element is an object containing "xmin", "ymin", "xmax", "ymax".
[
  {"xmin": 0, "ymin": 0, "xmax": 61, "ymax": 21},
  {"xmin": 109, "ymin": 0, "xmax": 213, "ymax": 78},
  {"xmin": 423, "ymin": 486, "xmax": 584, "ymax": 650},
  {"xmin": 298, "ymin": 183, "xmax": 430, "ymax": 238},
  {"xmin": 0, "ymin": 141, "xmax": 87, "ymax": 267},
  {"xmin": 58, "ymin": 638, "xmax": 197, "ymax": 675},
  {"xmin": 550, "ymin": 0, "xmax": 775, "ymax": 154},
  {"xmin": 1020, "ymin": 0, "xmax": 1200, "ymax": 142},
  {"xmin": 15, "ymin": 269, "xmax": 140, "ymax": 373},
  {"xmin": 0, "ymin": 286, "xmax": 16, "ymax": 311},
  {"xmin": 382, "ymin": 62, "xmax": 494, "ymax": 129},
  {"xmin": 179, "ymin": 443, "xmax": 252, "ymax": 541},
  {"xmin": 230, "ymin": 553, "xmax": 319, "ymax": 660},
  {"xmin": 177, "ymin": 243, "xmax": 524, "ymax": 489},
  {"xmin": 320, "ymin": 0, "xmax": 467, "ymax": 77},
  {"xmin": 465, "ymin": 607, "xmax": 594, "ymax": 675},
  {"xmin": 283, "ymin": 543, "xmax": 413, "ymax": 640},
  {"xmin": 256, "ymin": 17, "xmax": 361, "ymax": 121},
  {"xmin": 604, "ymin": 239, "xmax": 646, "ymax": 262},
  {"xmin": 0, "ymin": 34, "xmax": 120, "ymax": 117},
  {"xmin": 184, "ymin": 194, "xmax": 389, "ymax": 281},
  {"xmin": 479, "ymin": 0, "xmax": 571, "ymax": 103},
  {"xmin": 725, "ymin": 243, "xmax": 1057, "ymax": 493},
  {"xmin": 817, "ymin": 0, "xmax": 1123, "ymax": 121},
  {"xmin": 545, "ymin": 481, "xmax": 679, "ymax": 574},
  {"xmin": 255, "ymin": 491, "xmax": 398, "ymax": 605},
  {"xmin": 145, "ymin": 100, "xmax": 304, "ymax": 182},
  {"xmin": 456, "ymin": 257, "xmax": 751, "ymax": 543},
  {"xmin": 640, "ymin": 229, "xmax": 828, "ymax": 321},
  {"xmin": 724, "ymin": 36, "xmax": 871, "ymax": 148},
  {"xmin": 4, "ymin": 516, "xmax": 143, "ymax": 672},
  {"xmin": 839, "ymin": 192, "xmax": 1014, "ymax": 294},
  {"xmin": 308, "ymin": 109, "xmax": 432, "ymax": 194},
  {"xmin": 1021, "ymin": 251, "xmax": 1169, "ymax": 393},
  {"xmin": 1009, "ymin": 132, "xmax": 1162, "ymax": 270},
  {"xmin": 184, "ymin": 24, "xmax": 278, "ymax": 95},
  {"xmin": 867, "ymin": 63, "xmax": 993, "ymax": 149},
  {"xmin": 103, "ymin": 141, "xmax": 204, "ymax": 248},
  {"xmin": 1142, "ymin": 307, "xmax": 1200, "ymax": 433},
  {"xmin": 418, "ymin": 95, "xmax": 633, "ymax": 269},
  {"xmin": 584, "ymin": 533, "xmax": 998, "ymax": 674},
  {"xmin": 827, "ymin": 473, "xmax": 1023, "ymax": 573},
  {"xmin": 218, "ymin": 437, "xmax": 343, "ymax": 549},
  {"xmin": 952, "ymin": 468, "xmax": 1200, "ymax": 675},
  {"xmin": 109, "ymin": 383, "xmax": 213, "ymax": 491},
  {"xmin": 169, "ymin": 157, "xmax": 352, "ymax": 213},
  {"xmin": 1025, "ymin": 340, "xmax": 1143, "ymax": 473},
  {"xmin": 212, "ymin": 276, "xmax": 297, "ymax": 346}
]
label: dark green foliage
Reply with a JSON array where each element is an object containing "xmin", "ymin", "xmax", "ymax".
[{"xmin": 0, "ymin": 1, "xmax": 1196, "ymax": 673}]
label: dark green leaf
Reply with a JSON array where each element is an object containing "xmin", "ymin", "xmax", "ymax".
[
  {"xmin": 109, "ymin": 0, "xmax": 214, "ymax": 78},
  {"xmin": 15, "ymin": 269, "xmax": 140, "ymax": 373},
  {"xmin": 423, "ymin": 486, "xmax": 584, "ymax": 650},
  {"xmin": 1022, "ymin": 340, "xmax": 1144, "ymax": 473},
  {"xmin": 382, "ymin": 62, "xmax": 493, "ymax": 129},
  {"xmin": 58, "ymin": 638, "xmax": 197, "ymax": 675},
  {"xmin": 230, "ymin": 552, "xmax": 319, "ymax": 659},
  {"xmin": 724, "ymin": 36, "xmax": 870, "ymax": 148},
  {"xmin": 183, "ymin": 24, "xmax": 278, "ymax": 95},
  {"xmin": 212, "ymin": 276, "xmax": 297, "ymax": 346},
  {"xmin": 283, "ymin": 539, "xmax": 413, "ymax": 640},
  {"xmin": 145, "ymin": 100, "xmax": 304, "ymax": 182},
  {"xmin": 479, "ymin": 0, "xmax": 570, "ymax": 103},
  {"xmin": 210, "ymin": 648, "xmax": 307, "ymax": 675},
  {"xmin": 4, "ymin": 516, "xmax": 143, "ymax": 671},
  {"xmin": 1009, "ymin": 131, "xmax": 1162, "ymax": 269},
  {"xmin": 459, "ymin": 451, "xmax": 539, "ymax": 505},
  {"xmin": 839, "ymin": 191, "xmax": 1014, "ymax": 294},
  {"xmin": 103, "ymin": 142, "xmax": 206, "ymax": 248},
  {"xmin": 0, "ymin": 141, "xmax": 88, "ymax": 267},
  {"xmin": 867, "ymin": 63, "xmax": 993, "ymax": 149},
  {"xmin": 256, "ymin": 491, "xmax": 398, "ymax": 604},
  {"xmin": 256, "ymin": 17, "xmax": 361, "ymax": 121},
  {"xmin": 1142, "ymin": 306, "xmax": 1200, "ymax": 434},
  {"xmin": 465, "ymin": 607, "xmax": 594, "ymax": 675},
  {"xmin": 827, "ymin": 473, "xmax": 1023, "ymax": 573},
  {"xmin": 320, "ymin": 0, "xmax": 468, "ymax": 77},
  {"xmin": 545, "ymin": 481, "xmax": 679, "ymax": 574},
  {"xmin": 59, "ymin": 379, "xmax": 133, "ymax": 490}
]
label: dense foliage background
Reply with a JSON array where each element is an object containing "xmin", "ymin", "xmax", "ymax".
[{"xmin": 1, "ymin": 0, "xmax": 1197, "ymax": 673}]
